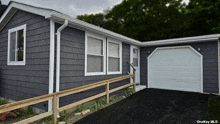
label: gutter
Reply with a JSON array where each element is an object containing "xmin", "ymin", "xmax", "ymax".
[
  {"xmin": 142, "ymin": 34, "xmax": 220, "ymax": 47},
  {"xmin": 56, "ymin": 19, "xmax": 68, "ymax": 111}
]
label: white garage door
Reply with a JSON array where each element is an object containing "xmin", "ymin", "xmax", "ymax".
[{"xmin": 148, "ymin": 46, "xmax": 203, "ymax": 92}]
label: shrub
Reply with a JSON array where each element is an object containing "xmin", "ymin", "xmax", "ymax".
[{"xmin": 0, "ymin": 101, "xmax": 23, "ymax": 121}]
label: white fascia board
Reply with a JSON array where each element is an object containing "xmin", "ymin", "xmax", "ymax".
[
  {"xmin": 142, "ymin": 34, "xmax": 220, "ymax": 47},
  {"xmin": 0, "ymin": 2, "xmax": 53, "ymax": 23},
  {"xmin": 50, "ymin": 12, "xmax": 220, "ymax": 47},
  {"xmin": 50, "ymin": 12, "xmax": 142, "ymax": 46}
]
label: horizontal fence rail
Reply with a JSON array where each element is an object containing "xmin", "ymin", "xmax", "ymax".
[{"xmin": 0, "ymin": 72, "xmax": 135, "ymax": 124}]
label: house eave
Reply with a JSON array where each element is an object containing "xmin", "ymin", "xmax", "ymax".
[
  {"xmin": 49, "ymin": 11, "xmax": 143, "ymax": 46},
  {"xmin": 142, "ymin": 34, "xmax": 220, "ymax": 47},
  {"xmin": 0, "ymin": 1, "xmax": 54, "ymax": 31}
]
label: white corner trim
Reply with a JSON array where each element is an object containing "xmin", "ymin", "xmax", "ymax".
[
  {"xmin": 85, "ymin": 31, "xmax": 106, "ymax": 76},
  {"xmin": 107, "ymin": 38, "xmax": 122, "ymax": 75},
  {"xmin": 7, "ymin": 24, "xmax": 26, "ymax": 66},
  {"xmin": 147, "ymin": 45, "xmax": 203, "ymax": 93},
  {"xmin": 48, "ymin": 20, "xmax": 55, "ymax": 112}
]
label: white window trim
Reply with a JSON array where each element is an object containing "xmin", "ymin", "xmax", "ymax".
[
  {"xmin": 107, "ymin": 38, "xmax": 122, "ymax": 75},
  {"xmin": 85, "ymin": 31, "xmax": 106, "ymax": 76},
  {"xmin": 7, "ymin": 24, "xmax": 26, "ymax": 65}
]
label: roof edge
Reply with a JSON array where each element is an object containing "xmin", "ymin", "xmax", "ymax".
[
  {"xmin": 142, "ymin": 34, "xmax": 220, "ymax": 46},
  {"xmin": 50, "ymin": 11, "xmax": 143, "ymax": 46},
  {"xmin": 0, "ymin": 1, "xmax": 54, "ymax": 30}
]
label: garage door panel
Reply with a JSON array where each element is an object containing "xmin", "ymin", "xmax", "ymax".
[
  {"xmin": 150, "ymin": 66, "xmax": 201, "ymax": 72},
  {"xmin": 148, "ymin": 46, "xmax": 202, "ymax": 92},
  {"xmin": 150, "ymin": 69, "xmax": 201, "ymax": 77},
  {"xmin": 150, "ymin": 79, "xmax": 201, "ymax": 92},
  {"xmin": 151, "ymin": 60, "xmax": 201, "ymax": 66},
  {"xmin": 150, "ymin": 76, "xmax": 201, "ymax": 83}
]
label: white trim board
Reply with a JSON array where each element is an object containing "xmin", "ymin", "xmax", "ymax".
[
  {"xmin": 107, "ymin": 37, "xmax": 122, "ymax": 75},
  {"xmin": 147, "ymin": 45, "xmax": 203, "ymax": 93},
  {"xmin": 7, "ymin": 24, "xmax": 26, "ymax": 66},
  {"xmin": 84, "ymin": 31, "xmax": 106, "ymax": 76}
]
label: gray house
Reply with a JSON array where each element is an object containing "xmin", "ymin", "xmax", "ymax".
[{"xmin": 0, "ymin": 1, "xmax": 219, "ymax": 111}]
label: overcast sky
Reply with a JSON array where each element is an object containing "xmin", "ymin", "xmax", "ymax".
[{"xmin": 2, "ymin": 0, "xmax": 189, "ymax": 18}]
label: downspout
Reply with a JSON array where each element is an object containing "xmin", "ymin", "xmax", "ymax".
[
  {"xmin": 56, "ymin": 20, "xmax": 68, "ymax": 110},
  {"xmin": 48, "ymin": 20, "xmax": 55, "ymax": 112}
]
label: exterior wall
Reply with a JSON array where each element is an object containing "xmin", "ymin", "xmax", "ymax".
[
  {"xmin": 219, "ymin": 40, "xmax": 220, "ymax": 94},
  {"xmin": 0, "ymin": 10, "xmax": 50, "ymax": 110},
  {"xmin": 140, "ymin": 41, "xmax": 219, "ymax": 94},
  {"xmin": 57, "ymin": 23, "xmax": 130, "ymax": 107}
]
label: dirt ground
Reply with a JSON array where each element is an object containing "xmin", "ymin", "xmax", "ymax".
[{"xmin": 74, "ymin": 88, "xmax": 209, "ymax": 124}]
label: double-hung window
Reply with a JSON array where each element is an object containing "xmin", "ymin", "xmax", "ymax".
[
  {"xmin": 85, "ymin": 32, "xmax": 106, "ymax": 76},
  {"xmin": 85, "ymin": 32, "xmax": 122, "ymax": 76},
  {"xmin": 8, "ymin": 24, "xmax": 26, "ymax": 65},
  {"xmin": 107, "ymin": 39, "xmax": 122, "ymax": 74}
]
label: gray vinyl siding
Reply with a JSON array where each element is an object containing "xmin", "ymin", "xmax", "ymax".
[
  {"xmin": 140, "ymin": 40, "xmax": 219, "ymax": 93},
  {"xmin": 56, "ymin": 23, "xmax": 130, "ymax": 107},
  {"xmin": 0, "ymin": 10, "xmax": 50, "ymax": 110}
]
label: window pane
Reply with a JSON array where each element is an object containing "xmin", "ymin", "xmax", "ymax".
[
  {"xmin": 87, "ymin": 37, "xmax": 103, "ymax": 55},
  {"xmin": 133, "ymin": 48, "xmax": 138, "ymax": 58},
  {"xmin": 108, "ymin": 42, "xmax": 119, "ymax": 57},
  {"xmin": 87, "ymin": 55, "xmax": 103, "ymax": 72},
  {"xmin": 133, "ymin": 58, "xmax": 138, "ymax": 66},
  {"xmin": 17, "ymin": 30, "xmax": 23, "ymax": 61},
  {"xmin": 10, "ymin": 32, "xmax": 16, "ymax": 61},
  {"xmin": 108, "ymin": 57, "xmax": 119, "ymax": 72}
]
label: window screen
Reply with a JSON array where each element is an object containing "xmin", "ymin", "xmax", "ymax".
[
  {"xmin": 133, "ymin": 48, "xmax": 138, "ymax": 66},
  {"xmin": 17, "ymin": 30, "xmax": 24, "ymax": 61},
  {"xmin": 10, "ymin": 32, "xmax": 16, "ymax": 61},
  {"xmin": 87, "ymin": 36, "xmax": 104, "ymax": 73},
  {"xmin": 108, "ymin": 42, "xmax": 120, "ymax": 72},
  {"xmin": 87, "ymin": 37, "xmax": 103, "ymax": 55}
]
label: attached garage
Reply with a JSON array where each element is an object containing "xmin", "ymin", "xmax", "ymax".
[{"xmin": 147, "ymin": 46, "xmax": 203, "ymax": 93}]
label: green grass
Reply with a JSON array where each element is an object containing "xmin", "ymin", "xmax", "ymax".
[
  {"xmin": 0, "ymin": 99, "xmax": 7, "ymax": 106},
  {"xmin": 76, "ymin": 95, "xmax": 123, "ymax": 113},
  {"xmin": 206, "ymin": 94, "xmax": 220, "ymax": 121}
]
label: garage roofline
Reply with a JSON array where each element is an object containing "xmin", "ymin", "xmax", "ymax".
[{"xmin": 142, "ymin": 34, "xmax": 220, "ymax": 47}]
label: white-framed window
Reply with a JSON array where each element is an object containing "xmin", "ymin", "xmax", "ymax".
[
  {"xmin": 7, "ymin": 24, "xmax": 26, "ymax": 65},
  {"xmin": 107, "ymin": 38, "xmax": 122, "ymax": 75},
  {"xmin": 85, "ymin": 32, "xmax": 106, "ymax": 76}
]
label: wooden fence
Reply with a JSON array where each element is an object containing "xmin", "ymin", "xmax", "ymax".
[{"xmin": 0, "ymin": 62, "xmax": 136, "ymax": 124}]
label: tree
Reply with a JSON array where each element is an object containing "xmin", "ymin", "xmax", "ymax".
[
  {"xmin": 182, "ymin": 0, "xmax": 220, "ymax": 37},
  {"xmin": 104, "ymin": 0, "xmax": 187, "ymax": 41},
  {"xmin": 77, "ymin": 13, "xmax": 106, "ymax": 28}
]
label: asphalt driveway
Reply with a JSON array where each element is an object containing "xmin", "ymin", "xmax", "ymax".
[{"xmin": 74, "ymin": 88, "xmax": 209, "ymax": 124}]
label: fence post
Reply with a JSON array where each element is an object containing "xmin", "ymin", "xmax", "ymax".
[
  {"xmin": 106, "ymin": 81, "xmax": 109, "ymax": 104},
  {"xmin": 52, "ymin": 95, "xmax": 57, "ymax": 124},
  {"xmin": 133, "ymin": 68, "xmax": 136, "ymax": 93}
]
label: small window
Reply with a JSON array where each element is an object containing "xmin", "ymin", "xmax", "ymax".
[
  {"xmin": 8, "ymin": 24, "xmax": 26, "ymax": 65},
  {"xmin": 107, "ymin": 39, "xmax": 122, "ymax": 74},
  {"xmin": 85, "ymin": 32, "xmax": 106, "ymax": 76}
]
